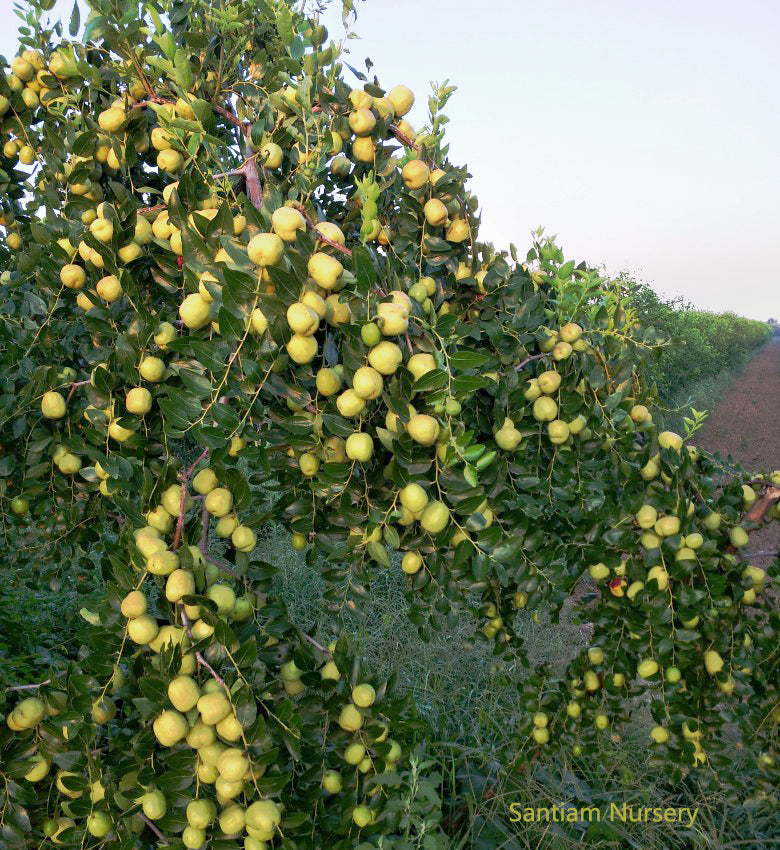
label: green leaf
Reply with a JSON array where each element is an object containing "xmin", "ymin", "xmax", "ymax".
[
  {"xmin": 412, "ymin": 368, "xmax": 448, "ymax": 393},
  {"xmin": 367, "ymin": 541, "xmax": 390, "ymax": 568},
  {"xmin": 69, "ymin": 0, "xmax": 80, "ymax": 35},
  {"xmin": 449, "ymin": 349, "xmax": 491, "ymax": 370},
  {"xmin": 277, "ymin": 3, "xmax": 294, "ymax": 44}
]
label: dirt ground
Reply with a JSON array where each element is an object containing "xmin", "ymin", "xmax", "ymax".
[{"xmin": 696, "ymin": 337, "xmax": 780, "ymax": 558}]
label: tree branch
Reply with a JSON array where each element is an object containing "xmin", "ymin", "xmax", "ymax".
[
  {"xmin": 65, "ymin": 379, "xmax": 90, "ymax": 403},
  {"xmin": 290, "ymin": 202, "xmax": 353, "ymax": 257},
  {"xmin": 179, "ymin": 604, "xmax": 226, "ymax": 688},
  {"xmin": 6, "ymin": 679, "xmax": 51, "ymax": 692},
  {"xmin": 138, "ymin": 813, "xmax": 169, "ymax": 845},
  {"xmin": 171, "ymin": 450, "xmax": 208, "ymax": 551},
  {"xmin": 389, "ymin": 123, "xmax": 420, "ymax": 153},
  {"xmin": 202, "ymin": 551, "xmax": 241, "ymax": 580},
  {"xmin": 745, "ymin": 486, "xmax": 780, "ymax": 525},
  {"xmin": 300, "ymin": 632, "xmax": 332, "ymax": 658},
  {"xmin": 199, "ymin": 503, "xmax": 209, "ymax": 552},
  {"xmin": 516, "ymin": 353, "xmax": 546, "ymax": 370}
]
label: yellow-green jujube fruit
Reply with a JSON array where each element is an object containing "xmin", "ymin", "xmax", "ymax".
[
  {"xmin": 400, "ymin": 483, "xmax": 429, "ymax": 513},
  {"xmin": 168, "ymin": 675, "xmax": 201, "ymax": 712},
  {"xmin": 420, "ymin": 501, "xmax": 450, "ymax": 534},
  {"xmin": 204, "ymin": 487, "xmax": 233, "ymax": 517},
  {"xmin": 368, "ymin": 341, "xmax": 403, "ymax": 375},
  {"xmin": 153, "ymin": 710, "xmax": 189, "ymax": 746},
  {"xmin": 352, "ymin": 683, "xmax": 376, "ymax": 708},
  {"xmin": 308, "ymin": 252, "xmax": 343, "ymax": 289},
  {"xmin": 637, "ymin": 659, "xmax": 659, "ymax": 678},
  {"xmin": 127, "ymin": 614, "xmax": 159, "ymax": 645},
  {"xmin": 126, "ymin": 387, "xmax": 152, "ymax": 415},
  {"xmin": 141, "ymin": 790, "xmax": 167, "ymax": 820},
  {"xmin": 231, "ymin": 525, "xmax": 257, "ymax": 552},
  {"xmin": 401, "ymin": 159, "xmax": 429, "ymax": 189},
  {"xmin": 336, "ymin": 389, "xmax": 366, "ymax": 417},
  {"xmin": 533, "ymin": 396, "xmax": 558, "ymax": 422},
  {"xmin": 24, "ymin": 755, "xmax": 50, "ymax": 782},
  {"xmin": 139, "ymin": 356, "xmax": 166, "ymax": 382},
  {"xmin": 407, "ymin": 414, "xmax": 440, "ymax": 446},
  {"xmin": 192, "ymin": 468, "xmax": 218, "ymax": 495},
  {"xmin": 165, "ymin": 568, "xmax": 195, "ymax": 603},
  {"xmin": 345, "ymin": 433, "xmax": 374, "ymax": 462},
  {"xmin": 352, "ymin": 366, "xmax": 384, "ymax": 400},
  {"xmin": 286, "ymin": 334, "xmax": 318, "ymax": 364},
  {"xmin": 96, "ymin": 273, "xmax": 122, "ymax": 301},
  {"xmin": 206, "ymin": 584, "xmax": 236, "ymax": 614},
  {"xmin": 316, "ymin": 367, "xmax": 341, "ymax": 396},
  {"xmin": 217, "ymin": 748, "xmax": 249, "ymax": 782},
  {"xmin": 401, "ymin": 551, "xmax": 423, "ymax": 574},
  {"xmin": 179, "ymin": 293, "xmax": 211, "ymax": 329},
  {"xmin": 247, "ymin": 232, "xmax": 284, "ymax": 266},
  {"xmin": 197, "ymin": 691, "xmax": 232, "ymax": 726},
  {"xmin": 338, "ymin": 703, "xmax": 364, "ymax": 732},
  {"xmin": 658, "ymin": 430, "xmax": 683, "ymax": 451},
  {"xmin": 537, "ymin": 371, "xmax": 561, "ymax": 394},
  {"xmin": 704, "ymin": 650, "xmax": 724, "ymax": 675},
  {"xmin": 41, "ymin": 390, "xmax": 66, "ymax": 419}
]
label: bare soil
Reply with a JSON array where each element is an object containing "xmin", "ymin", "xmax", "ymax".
[{"xmin": 696, "ymin": 338, "xmax": 780, "ymax": 558}]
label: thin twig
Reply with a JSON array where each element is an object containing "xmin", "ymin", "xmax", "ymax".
[
  {"xmin": 290, "ymin": 202, "xmax": 352, "ymax": 257},
  {"xmin": 389, "ymin": 123, "xmax": 420, "ymax": 152},
  {"xmin": 138, "ymin": 813, "xmax": 169, "ymax": 845},
  {"xmin": 300, "ymin": 632, "xmax": 332, "ymax": 657},
  {"xmin": 6, "ymin": 679, "xmax": 51, "ymax": 692},
  {"xmin": 171, "ymin": 450, "xmax": 209, "ymax": 550},
  {"xmin": 202, "ymin": 551, "xmax": 241, "ymax": 580},
  {"xmin": 199, "ymin": 503, "xmax": 209, "ymax": 552},
  {"xmin": 210, "ymin": 102, "xmax": 247, "ymax": 129},
  {"xmin": 185, "ymin": 449, "xmax": 209, "ymax": 479},
  {"xmin": 745, "ymin": 486, "xmax": 780, "ymax": 525},
  {"xmin": 179, "ymin": 605, "xmax": 226, "ymax": 687},
  {"xmin": 137, "ymin": 204, "xmax": 166, "ymax": 216},
  {"xmin": 65, "ymin": 379, "xmax": 90, "ymax": 403},
  {"xmin": 516, "ymin": 353, "xmax": 546, "ymax": 370}
]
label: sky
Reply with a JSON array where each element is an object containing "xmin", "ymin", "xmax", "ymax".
[{"xmin": 1, "ymin": 0, "xmax": 777, "ymax": 320}]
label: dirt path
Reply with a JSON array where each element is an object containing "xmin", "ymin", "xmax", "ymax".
[{"xmin": 696, "ymin": 337, "xmax": 779, "ymax": 556}]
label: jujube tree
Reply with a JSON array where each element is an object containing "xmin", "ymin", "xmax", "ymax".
[{"xmin": 0, "ymin": 0, "xmax": 777, "ymax": 847}]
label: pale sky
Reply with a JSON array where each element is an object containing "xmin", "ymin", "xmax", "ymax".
[{"xmin": 2, "ymin": 0, "xmax": 777, "ymax": 320}]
